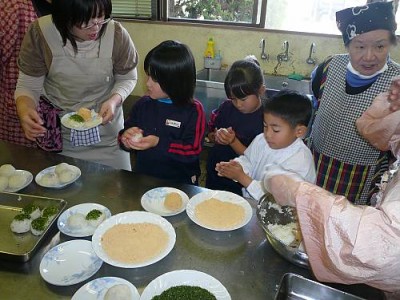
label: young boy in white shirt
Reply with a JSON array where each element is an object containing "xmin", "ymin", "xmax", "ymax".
[{"xmin": 215, "ymin": 89, "xmax": 316, "ymax": 200}]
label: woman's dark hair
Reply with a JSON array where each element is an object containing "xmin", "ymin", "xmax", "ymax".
[
  {"xmin": 224, "ymin": 58, "xmax": 264, "ymax": 100},
  {"xmin": 144, "ymin": 40, "xmax": 196, "ymax": 106},
  {"xmin": 52, "ymin": 0, "xmax": 112, "ymax": 53},
  {"xmin": 264, "ymin": 89, "xmax": 312, "ymax": 128}
]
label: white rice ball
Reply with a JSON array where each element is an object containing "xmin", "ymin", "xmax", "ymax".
[
  {"xmin": 39, "ymin": 173, "xmax": 60, "ymax": 186},
  {"xmin": 58, "ymin": 170, "xmax": 76, "ymax": 184},
  {"xmin": 0, "ymin": 164, "xmax": 16, "ymax": 177},
  {"xmin": 86, "ymin": 210, "xmax": 106, "ymax": 228},
  {"xmin": 104, "ymin": 284, "xmax": 132, "ymax": 300},
  {"xmin": 131, "ymin": 132, "xmax": 143, "ymax": 142},
  {"xmin": 67, "ymin": 213, "xmax": 88, "ymax": 230},
  {"xmin": 0, "ymin": 176, "xmax": 8, "ymax": 191},
  {"xmin": 10, "ymin": 214, "xmax": 31, "ymax": 234},
  {"xmin": 54, "ymin": 163, "xmax": 71, "ymax": 176},
  {"xmin": 8, "ymin": 173, "xmax": 26, "ymax": 190}
]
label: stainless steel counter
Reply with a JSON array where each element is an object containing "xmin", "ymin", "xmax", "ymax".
[{"xmin": 0, "ymin": 141, "xmax": 384, "ymax": 299}]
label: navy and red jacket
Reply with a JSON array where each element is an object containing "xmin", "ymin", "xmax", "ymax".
[{"xmin": 119, "ymin": 96, "xmax": 206, "ymax": 184}]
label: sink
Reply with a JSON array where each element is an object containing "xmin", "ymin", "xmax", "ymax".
[{"xmin": 195, "ymin": 69, "xmax": 311, "ymax": 123}]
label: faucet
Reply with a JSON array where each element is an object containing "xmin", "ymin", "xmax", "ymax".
[
  {"xmin": 306, "ymin": 42, "xmax": 316, "ymax": 65},
  {"xmin": 259, "ymin": 38, "xmax": 269, "ymax": 61},
  {"xmin": 277, "ymin": 41, "xmax": 289, "ymax": 62}
]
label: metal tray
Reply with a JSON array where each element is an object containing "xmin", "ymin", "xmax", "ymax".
[
  {"xmin": 275, "ymin": 273, "xmax": 365, "ymax": 300},
  {"xmin": 0, "ymin": 192, "xmax": 67, "ymax": 262}
]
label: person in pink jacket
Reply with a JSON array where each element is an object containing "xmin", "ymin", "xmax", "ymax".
[{"xmin": 264, "ymin": 77, "xmax": 400, "ymax": 299}]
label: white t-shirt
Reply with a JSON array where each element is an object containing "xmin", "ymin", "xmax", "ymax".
[{"xmin": 235, "ymin": 133, "xmax": 316, "ymax": 200}]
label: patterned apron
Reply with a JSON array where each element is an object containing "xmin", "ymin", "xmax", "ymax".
[
  {"xmin": 309, "ymin": 54, "xmax": 400, "ymax": 204},
  {"xmin": 38, "ymin": 15, "xmax": 130, "ymax": 170}
]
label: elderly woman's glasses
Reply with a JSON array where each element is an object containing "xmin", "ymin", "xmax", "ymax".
[{"xmin": 79, "ymin": 18, "xmax": 111, "ymax": 30}]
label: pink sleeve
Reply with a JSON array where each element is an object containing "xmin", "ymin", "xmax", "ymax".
[
  {"xmin": 356, "ymin": 92, "xmax": 400, "ymax": 153},
  {"xmin": 295, "ymin": 182, "xmax": 400, "ymax": 293}
]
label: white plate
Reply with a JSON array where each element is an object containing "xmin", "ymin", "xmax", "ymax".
[
  {"xmin": 3, "ymin": 170, "xmax": 33, "ymax": 192},
  {"xmin": 186, "ymin": 190, "xmax": 252, "ymax": 231},
  {"xmin": 35, "ymin": 165, "xmax": 81, "ymax": 188},
  {"xmin": 140, "ymin": 269, "xmax": 231, "ymax": 300},
  {"xmin": 72, "ymin": 276, "xmax": 140, "ymax": 300},
  {"xmin": 39, "ymin": 240, "xmax": 103, "ymax": 286},
  {"xmin": 92, "ymin": 211, "xmax": 176, "ymax": 268},
  {"xmin": 61, "ymin": 112, "xmax": 102, "ymax": 131},
  {"xmin": 57, "ymin": 203, "xmax": 112, "ymax": 237},
  {"xmin": 141, "ymin": 187, "xmax": 189, "ymax": 217}
]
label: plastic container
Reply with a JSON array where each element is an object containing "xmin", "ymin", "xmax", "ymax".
[{"xmin": 204, "ymin": 37, "xmax": 215, "ymax": 59}]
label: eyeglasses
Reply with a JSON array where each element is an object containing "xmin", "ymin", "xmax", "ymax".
[{"xmin": 79, "ymin": 18, "xmax": 111, "ymax": 30}]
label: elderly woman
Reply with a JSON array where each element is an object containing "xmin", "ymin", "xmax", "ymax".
[
  {"xmin": 308, "ymin": 1, "xmax": 400, "ymax": 204},
  {"xmin": 265, "ymin": 77, "xmax": 400, "ymax": 298}
]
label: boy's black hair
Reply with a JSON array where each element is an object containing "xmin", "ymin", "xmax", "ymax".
[
  {"xmin": 263, "ymin": 89, "xmax": 312, "ymax": 128},
  {"xmin": 52, "ymin": 0, "xmax": 112, "ymax": 53},
  {"xmin": 224, "ymin": 58, "xmax": 264, "ymax": 100},
  {"xmin": 144, "ymin": 40, "xmax": 196, "ymax": 106}
]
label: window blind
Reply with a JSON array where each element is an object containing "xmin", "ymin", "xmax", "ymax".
[{"xmin": 112, "ymin": 0, "xmax": 152, "ymax": 18}]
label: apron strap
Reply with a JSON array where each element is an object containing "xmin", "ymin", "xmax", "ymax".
[
  {"xmin": 98, "ymin": 20, "xmax": 114, "ymax": 58},
  {"xmin": 38, "ymin": 15, "xmax": 65, "ymax": 57}
]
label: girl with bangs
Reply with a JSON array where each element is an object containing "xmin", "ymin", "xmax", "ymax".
[
  {"xmin": 119, "ymin": 40, "xmax": 206, "ymax": 185},
  {"xmin": 206, "ymin": 57, "xmax": 265, "ymax": 195}
]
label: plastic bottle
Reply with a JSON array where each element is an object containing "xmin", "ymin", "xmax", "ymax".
[{"xmin": 204, "ymin": 38, "xmax": 215, "ymax": 59}]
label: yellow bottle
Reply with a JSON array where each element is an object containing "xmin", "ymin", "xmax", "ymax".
[{"xmin": 204, "ymin": 38, "xmax": 215, "ymax": 59}]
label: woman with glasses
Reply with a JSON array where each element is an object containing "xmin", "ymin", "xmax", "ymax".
[{"xmin": 15, "ymin": 0, "xmax": 138, "ymax": 170}]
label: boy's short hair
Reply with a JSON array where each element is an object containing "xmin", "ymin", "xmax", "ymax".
[{"xmin": 263, "ymin": 89, "xmax": 312, "ymax": 128}]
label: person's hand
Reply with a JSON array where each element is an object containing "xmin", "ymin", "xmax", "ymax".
[
  {"xmin": 121, "ymin": 127, "xmax": 143, "ymax": 149},
  {"xmin": 215, "ymin": 160, "xmax": 244, "ymax": 180},
  {"xmin": 207, "ymin": 129, "xmax": 216, "ymax": 143},
  {"xmin": 215, "ymin": 127, "xmax": 236, "ymax": 145},
  {"xmin": 16, "ymin": 97, "xmax": 46, "ymax": 141},
  {"xmin": 388, "ymin": 76, "xmax": 400, "ymax": 112},
  {"xmin": 99, "ymin": 94, "xmax": 122, "ymax": 124},
  {"xmin": 121, "ymin": 127, "xmax": 158, "ymax": 150},
  {"xmin": 264, "ymin": 172, "xmax": 303, "ymax": 207}
]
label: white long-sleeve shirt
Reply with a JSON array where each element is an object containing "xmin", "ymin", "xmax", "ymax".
[{"xmin": 235, "ymin": 133, "xmax": 316, "ymax": 200}]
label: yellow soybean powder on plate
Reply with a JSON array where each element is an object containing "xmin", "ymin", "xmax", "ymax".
[
  {"xmin": 194, "ymin": 198, "xmax": 245, "ymax": 229},
  {"xmin": 101, "ymin": 223, "xmax": 169, "ymax": 264}
]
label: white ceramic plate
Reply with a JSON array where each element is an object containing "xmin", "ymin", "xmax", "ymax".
[
  {"xmin": 72, "ymin": 276, "xmax": 140, "ymax": 300},
  {"xmin": 186, "ymin": 190, "xmax": 252, "ymax": 231},
  {"xmin": 140, "ymin": 269, "xmax": 231, "ymax": 300},
  {"xmin": 35, "ymin": 165, "xmax": 81, "ymax": 188},
  {"xmin": 61, "ymin": 112, "xmax": 102, "ymax": 131},
  {"xmin": 141, "ymin": 187, "xmax": 189, "ymax": 217},
  {"xmin": 57, "ymin": 203, "xmax": 112, "ymax": 237},
  {"xmin": 39, "ymin": 240, "xmax": 103, "ymax": 286},
  {"xmin": 3, "ymin": 170, "xmax": 33, "ymax": 192},
  {"xmin": 92, "ymin": 211, "xmax": 176, "ymax": 268}
]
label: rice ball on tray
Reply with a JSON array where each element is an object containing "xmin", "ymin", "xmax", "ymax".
[
  {"xmin": 22, "ymin": 203, "xmax": 41, "ymax": 220},
  {"xmin": 31, "ymin": 216, "xmax": 49, "ymax": 236},
  {"xmin": 10, "ymin": 213, "xmax": 31, "ymax": 234}
]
